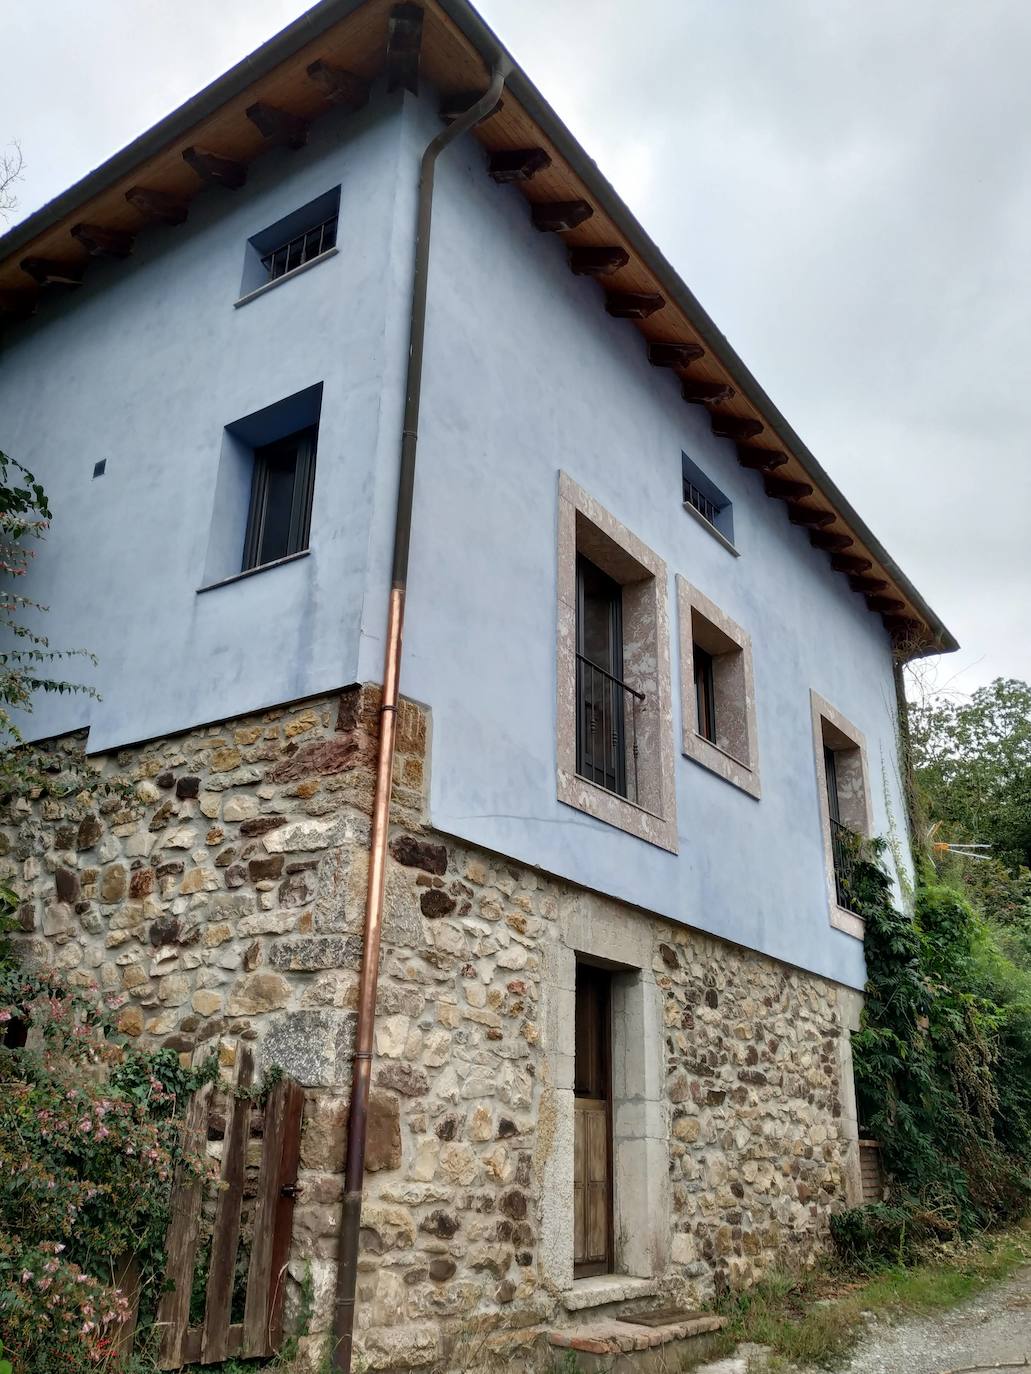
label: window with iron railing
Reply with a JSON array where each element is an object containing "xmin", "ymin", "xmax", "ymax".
[
  {"xmin": 682, "ymin": 452, "xmax": 734, "ymax": 545},
  {"xmin": 575, "ymin": 556, "xmax": 644, "ymax": 803},
  {"xmin": 261, "ymin": 213, "xmax": 338, "ymax": 283}
]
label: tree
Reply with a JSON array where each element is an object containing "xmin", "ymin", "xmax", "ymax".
[
  {"xmin": 0, "ymin": 451, "xmax": 97, "ymax": 793},
  {"xmin": 910, "ymin": 677, "xmax": 1031, "ymax": 873},
  {"xmin": 0, "ymin": 142, "xmax": 23, "ymax": 223}
]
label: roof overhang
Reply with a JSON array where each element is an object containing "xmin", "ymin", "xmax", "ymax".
[{"xmin": 0, "ymin": 0, "xmax": 957, "ymax": 659}]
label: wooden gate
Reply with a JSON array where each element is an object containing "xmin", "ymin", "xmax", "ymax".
[{"xmin": 154, "ymin": 1048, "xmax": 305, "ymax": 1369}]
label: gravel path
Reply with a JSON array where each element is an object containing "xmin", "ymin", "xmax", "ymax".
[
  {"xmin": 696, "ymin": 1265, "xmax": 1031, "ymax": 1374},
  {"xmin": 810, "ymin": 1263, "xmax": 1031, "ymax": 1374}
]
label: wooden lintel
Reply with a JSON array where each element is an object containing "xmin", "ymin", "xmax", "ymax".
[
  {"xmin": 125, "ymin": 185, "xmax": 189, "ymax": 225},
  {"xmin": 386, "ymin": 2, "xmax": 423, "ymax": 95},
  {"xmin": 606, "ymin": 292, "xmax": 664, "ymax": 319},
  {"xmin": 70, "ymin": 222, "xmax": 134, "ymax": 258},
  {"xmin": 711, "ymin": 414, "xmax": 763, "ymax": 442},
  {"xmin": 831, "ymin": 553, "xmax": 872, "ymax": 574},
  {"xmin": 763, "ymin": 475, "xmax": 813, "ymax": 500},
  {"xmin": 246, "ymin": 102, "xmax": 310, "ymax": 150},
  {"xmin": 532, "ymin": 200, "xmax": 594, "ymax": 233},
  {"xmin": 736, "ymin": 444, "xmax": 787, "ymax": 471},
  {"xmin": 848, "ymin": 575, "xmax": 888, "ymax": 594},
  {"xmin": 867, "ymin": 595, "xmax": 906, "ymax": 614},
  {"xmin": 648, "ymin": 341, "xmax": 705, "ymax": 368},
  {"xmin": 788, "ymin": 505, "xmax": 836, "ymax": 529},
  {"xmin": 306, "ymin": 59, "xmax": 370, "ymax": 111},
  {"xmin": 488, "ymin": 147, "xmax": 551, "ymax": 184},
  {"xmin": 182, "ymin": 146, "xmax": 247, "ymax": 189},
  {"xmin": 0, "ymin": 289, "xmax": 37, "ymax": 319},
  {"xmin": 439, "ymin": 90, "xmax": 504, "ymax": 124},
  {"xmin": 681, "ymin": 377, "xmax": 735, "ymax": 405},
  {"xmin": 809, "ymin": 529, "xmax": 855, "ymax": 552},
  {"xmin": 569, "ymin": 246, "xmax": 630, "ymax": 277},
  {"xmin": 20, "ymin": 256, "xmax": 84, "ymax": 287}
]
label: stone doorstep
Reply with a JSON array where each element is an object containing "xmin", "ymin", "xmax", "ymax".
[
  {"xmin": 562, "ymin": 1275, "xmax": 662, "ymax": 1312},
  {"xmin": 548, "ymin": 1313, "xmax": 725, "ymax": 1356}
]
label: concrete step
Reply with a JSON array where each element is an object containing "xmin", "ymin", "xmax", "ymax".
[{"xmin": 546, "ymin": 1311, "xmax": 726, "ymax": 1372}]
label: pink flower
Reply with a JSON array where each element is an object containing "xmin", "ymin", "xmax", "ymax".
[{"xmin": 0, "ymin": 1009, "xmax": 11, "ymax": 1022}]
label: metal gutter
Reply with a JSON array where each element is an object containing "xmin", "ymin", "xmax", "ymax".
[{"xmin": 330, "ymin": 62, "xmax": 509, "ymax": 1374}]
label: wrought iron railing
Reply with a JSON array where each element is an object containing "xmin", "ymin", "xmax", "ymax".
[
  {"xmin": 830, "ymin": 817, "xmax": 863, "ymax": 913},
  {"xmin": 261, "ymin": 213, "xmax": 338, "ymax": 281},
  {"xmin": 684, "ymin": 478, "xmax": 722, "ymax": 528},
  {"xmin": 575, "ymin": 653, "xmax": 645, "ymax": 803}
]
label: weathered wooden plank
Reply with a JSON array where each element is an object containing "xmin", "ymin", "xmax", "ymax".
[
  {"xmin": 266, "ymin": 1079, "xmax": 304, "ymax": 1354},
  {"xmin": 242, "ymin": 1077, "xmax": 289, "ymax": 1356},
  {"xmin": 682, "ymin": 377, "xmax": 735, "ymax": 405},
  {"xmin": 532, "ymin": 200, "xmax": 593, "ymax": 233},
  {"xmin": 201, "ymin": 1047, "xmax": 254, "ymax": 1364},
  {"xmin": 386, "ymin": 2, "xmax": 423, "ymax": 95},
  {"xmin": 182, "ymin": 147, "xmax": 247, "ymax": 190},
  {"xmin": 109, "ymin": 1255, "xmax": 141, "ymax": 1362},
  {"xmin": 306, "ymin": 59, "xmax": 369, "ymax": 111},
  {"xmin": 711, "ymin": 414, "xmax": 763, "ymax": 442},
  {"xmin": 245, "ymin": 102, "xmax": 310, "ymax": 150},
  {"xmin": 569, "ymin": 246, "xmax": 630, "ymax": 277},
  {"xmin": 155, "ymin": 1080, "xmax": 213, "ymax": 1369},
  {"xmin": 125, "ymin": 186, "xmax": 188, "ymax": 226},
  {"xmin": 70, "ymin": 222, "xmax": 134, "ymax": 258},
  {"xmin": 488, "ymin": 147, "xmax": 551, "ymax": 184},
  {"xmin": 605, "ymin": 291, "xmax": 664, "ymax": 319},
  {"xmin": 648, "ymin": 341, "xmax": 705, "ymax": 368}
]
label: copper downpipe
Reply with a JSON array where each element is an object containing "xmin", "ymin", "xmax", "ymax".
[{"xmin": 331, "ymin": 58, "xmax": 508, "ymax": 1374}]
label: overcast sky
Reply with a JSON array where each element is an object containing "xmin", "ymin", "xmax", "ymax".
[{"xmin": 3, "ymin": 0, "xmax": 1029, "ymax": 700}]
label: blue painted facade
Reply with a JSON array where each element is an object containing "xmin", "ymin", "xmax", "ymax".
[{"xmin": 0, "ymin": 87, "xmax": 914, "ymax": 990}]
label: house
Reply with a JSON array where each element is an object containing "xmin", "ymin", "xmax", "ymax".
[{"xmin": 0, "ymin": 1, "xmax": 956, "ymax": 1369}]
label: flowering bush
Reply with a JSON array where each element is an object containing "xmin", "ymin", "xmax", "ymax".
[{"xmin": 0, "ymin": 966, "xmax": 215, "ymax": 1371}]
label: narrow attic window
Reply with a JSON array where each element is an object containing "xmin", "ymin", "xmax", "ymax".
[
  {"xmin": 238, "ymin": 187, "xmax": 340, "ymax": 302},
  {"xmin": 682, "ymin": 452, "xmax": 735, "ymax": 552}
]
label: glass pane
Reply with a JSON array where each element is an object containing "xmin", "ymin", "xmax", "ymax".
[
  {"xmin": 579, "ymin": 559, "xmax": 617, "ymax": 674},
  {"xmin": 322, "ymin": 216, "xmax": 338, "ymax": 251},
  {"xmin": 286, "ymin": 236, "xmax": 304, "ymax": 273},
  {"xmin": 257, "ymin": 449, "xmax": 298, "ymax": 565}
]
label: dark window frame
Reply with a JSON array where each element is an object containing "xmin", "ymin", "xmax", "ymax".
[
  {"xmin": 242, "ymin": 425, "xmax": 317, "ymax": 572},
  {"xmin": 260, "ymin": 212, "xmax": 338, "ymax": 284},
  {"xmin": 682, "ymin": 451, "xmax": 735, "ymax": 545},
  {"xmin": 693, "ymin": 644, "xmax": 717, "ymax": 745},
  {"xmin": 576, "ymin": 555, "xmax": 628, "ymax": 799}
]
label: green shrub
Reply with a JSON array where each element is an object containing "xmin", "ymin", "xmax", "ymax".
[{"xmin": 0, "ymin": 966, "xmax": 215, "ymax": 1372}]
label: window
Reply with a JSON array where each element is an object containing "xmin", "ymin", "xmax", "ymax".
[
  {"xmin": 261, "ymin": 214, "xmax": 337, "ymax": 284},
  {"xmin": 239, "ymin": 188, "xmax": 340, "ymax": 300},
  {"xmin": 576, "ymin": 556, "xmax": 637, "ymax": 798},
  {"xmin": 557, "ymin": 473, "xmax": 677, "ymax": 853},
  {"xmin": 811, "ymin": 691, "xmax": 872, "ymax": 938},
  {"xmin": 682, "ymin": 452, "xmax": 735, "ymax": 551},
  {"xmin": 693, "ymin": 645, "xmax": 716, "ymax": 745},
  {"xmin": 677, "ymin": 577, "xmax": 760, "ymax": 798},
  {"xmin": 200, "ymin": 383, "xmax": 322, "ymax": 591},
  {"xmin": 242, "ymin": 427, "xmax": 316, "ymax": 571}
]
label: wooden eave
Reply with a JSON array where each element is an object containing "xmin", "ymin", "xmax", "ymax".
[{"xmin": 0, "ymin": 0, "xmax": 956, "ymax": 661}]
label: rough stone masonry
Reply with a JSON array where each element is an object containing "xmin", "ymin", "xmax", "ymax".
[{"xmin": 1, "ymin": 686, "xmax": 860, "ymax": 1371}]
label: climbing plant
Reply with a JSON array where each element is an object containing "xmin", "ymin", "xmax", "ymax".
[{"xmin": 846, "ymin": 843, "xmax": 1031, "ymax": 1239}]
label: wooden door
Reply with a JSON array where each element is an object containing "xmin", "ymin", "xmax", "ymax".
[{"xmin": 573, "ymin": 963, "xmax": 613, "ymax": 1277}]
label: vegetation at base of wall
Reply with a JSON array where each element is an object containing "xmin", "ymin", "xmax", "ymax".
[
  {"xmin": 0, "ymin": 936, "xmax": 217, "ymax": 1373},
  {"xmin": 842, "ymin": 838, "xmax": 1031, "ymax": 1239},
  {"xmin": 706, "ymin": 1226, "xmax": 1029, "ymax": 1372}
]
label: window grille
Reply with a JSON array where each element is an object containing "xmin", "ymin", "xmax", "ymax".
[{"xmin": 261, "ymin": 214, "xmax": 338, "ymax": 282}]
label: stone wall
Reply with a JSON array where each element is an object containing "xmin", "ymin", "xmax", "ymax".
[{"xmin": 2, "ymin": 687, "xmax": 860, "ymax": 1371}]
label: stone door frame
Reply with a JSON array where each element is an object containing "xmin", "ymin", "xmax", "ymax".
[{"xmin": 539, "ymin": 892, "xmax": 671, "ymax": 1293}]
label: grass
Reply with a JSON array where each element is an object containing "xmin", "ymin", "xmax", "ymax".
[{"xmin": 706, "ymin": 1224, "xmax": 1031, "ymax": 1371}]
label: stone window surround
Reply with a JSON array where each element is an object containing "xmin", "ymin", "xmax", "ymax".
[
  {"xmin": 676, "ymin": 576, "xmax": 760, "ymax": 800},
  {"xmin": 556, "ymin": 471, "xmax": 678, "ymax": 854},
  {"xmin": 539, "ymin": 893, "xmax": 670, "ymax": 1295},
  {"xmin": 810, "ymin": 690, "xmax": 872, "ymax": 941}
]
